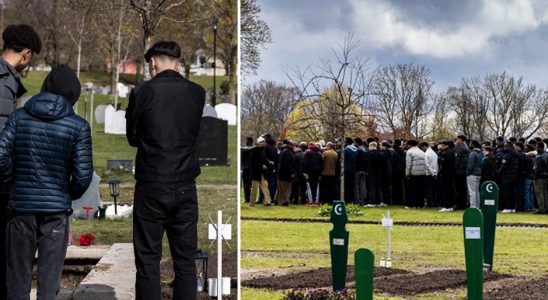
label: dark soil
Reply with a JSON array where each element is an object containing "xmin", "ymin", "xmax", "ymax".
[
  {"xmin": 241, "ymin": 266, "xmax": 410, "ymax": 290},
  {"xmin": 375, "ymin": 269, "xmax": 511, "ymax": 296},
  {"xmin": 32, "ymin": 265, "xmax": 93, "ymax": 290},
  {"xmin": 160, "ymin": 252, "xmax": 237, "ymax": 300},
  {"xmin": 485, "ymin": 277, "xmax": 548, "ymax": 300}
]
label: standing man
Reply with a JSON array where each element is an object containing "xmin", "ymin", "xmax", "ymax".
[
  {"xmin": 320, "ymin": 142, "xmax": 338, "ymax": 204},
  {"xmin": 241, "ymin": 137, "xmax": 254, "ymax": 203},
  {"xmin": 0, "ymin": 24, "xmax": 41, "ymax": 299},
  {"xmin": 291, "ymin": 143, "xmax": 306, "ymax": 204},
  {"xmin": 275, "ymin": 142, "xmax": 294, "ymax": 206},
  {"xmin": 405, "ymin": 140, "xmax": 427, "ymax": 208},
  {"xmin": 354, "ymin": 138, "xmax": 367, "ymax": 205},
  {"xmin": 438, "ymin": 141, "xmax": 455, "ymax": 212},
  {"xmin": 533, "ymin": 142, "xmax": 548, "ymax": 214},
  {"xmin": 454, "ymin": 135, "xmax": 470, "ymax": 209},
  {"xmin": 249, "ymin": 137, "xmax": 272, "ymax": 206},
  {"xmin": 343, "ymin": 137, "xmax": 357, "ymax": 203},
  {"xmin": 499, "ymin": 141, "xmax": 519, "ymax": 213},
  {"xmin": 422, "ymin": 142, "xmax": 438, "ymax": 208},
  {"xmin": 466, "ymin": 140, "xmax": 483, "ymax": 208},
  {"xmin": 126, "ymin": 41, "xmax": 206, "ymax": 300}
]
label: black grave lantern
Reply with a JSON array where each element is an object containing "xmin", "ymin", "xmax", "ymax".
[
  {"xmin": 195, "ymin": 249, "xmax": 209, "ymax": 292},
  {"xmin": 107, "ymin": 179, "xmax": 121, "ymax": 215}
]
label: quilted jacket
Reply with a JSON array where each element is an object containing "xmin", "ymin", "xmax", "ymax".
[{"xmin": 0, "ymin": 92, "xmax": 93, "ymax": 214}]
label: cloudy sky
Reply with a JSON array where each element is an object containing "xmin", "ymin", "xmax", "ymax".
[{"xmin": 246, "ymin": 0, "xmax": 548, "ymax": 91}]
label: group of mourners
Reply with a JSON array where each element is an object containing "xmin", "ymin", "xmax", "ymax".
[{"xmin": 241, "ymin": 133, "xmax": 548, "ymax": 215}]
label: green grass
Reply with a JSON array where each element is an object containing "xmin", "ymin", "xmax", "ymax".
[
  {"xmin": 241, "ymin": 204, "xmax": 548, "ymax": 225},
  {"xmin": 21, "ymin": 71, "xmax": 235, "ymax": 184},
  {"xmin": 71, "ymin": 185, "xmax": 237, "ymax": 256},
  {"xmin": 241, "ymin": 208, "xmax": 548, "ymax": 299}
]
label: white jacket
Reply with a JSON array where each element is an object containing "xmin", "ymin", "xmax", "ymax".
[
  {"xmin": 425, "ymin": 147, "xmax": 438, "ymax": 176},
  {"xmin": 406, "ymin": 146, "xmax": 427, "ymax": 176}
]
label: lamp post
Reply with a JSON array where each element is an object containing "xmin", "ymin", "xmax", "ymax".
[
  {"xmin": 107, "ymin": 179, "xmax": 121, "ymax": 215},
  {"xmin": 211, "ymin": 17, "xmax": 218, "ymax": 106}
]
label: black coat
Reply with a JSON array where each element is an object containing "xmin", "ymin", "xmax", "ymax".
[
  {"xmin": 250, "ymin": 146, "xmax": 268, "ymax": 181},
  {"xmin": 304, "ymin": 149, "xmax": 322, "ymax": 175},
  {"xmin": 438, "ymin": 148, "xmax": 455, "ymax": 179},
  {"xmin": 293, "ymin": 150, "xmax": 305, "ymax": 182},
  {"xmin": 0, "ymin": 93, "xmax": 93, "ymax": 214},
  {"xmin": 355, "ymin": 148, "xmax": 367, "ymax": 172},
  {"xmin": 278, "ymin": 148, "xmax": 294, "ymax": 181},
  {"xmin": 126, "ymin": 70, "xmax": 205, "ymax": 183},
  {"xmin": 366, "ymin": 150, "xmax": 387, "ymax": 177},
  {"xmin": 499, "ymin": 149, "xmax": 519, "ymax": 183},
  {"xmin": 481, "ymin": 152, "xmax": 497, "ymax": 183},
  {"xmin": 454, "ymin": 143, "xmax": 470, "ymax": 176}
]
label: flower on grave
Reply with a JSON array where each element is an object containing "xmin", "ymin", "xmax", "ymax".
[{"xmin": 77, "ymin": 233, "xmax": 96, "ymax": 246}]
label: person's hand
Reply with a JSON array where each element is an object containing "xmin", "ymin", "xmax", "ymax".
[{"xmin": 262, "ymin": 165, "xmax": 267, "ymax": 170}]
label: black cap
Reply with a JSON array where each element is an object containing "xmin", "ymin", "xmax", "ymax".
[
  {"xmin": 144, "ymin": 41, "xmax": 181, "ymax": 63},
  {"xmin": 41, "ymin": 65, "xmax": 81, "ymax": 104}
]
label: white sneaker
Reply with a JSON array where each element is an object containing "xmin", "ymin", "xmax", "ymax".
[
  {"xmin": 511, "ymin": 209, "xmax": 516, "ymax": 213},
  {"xmin": 379, "ymin": 203, "xmax": 387, "ymax": 207},
  {"xmin": 501, "ymin": 209, "xmax": 511, "ymax": 213},
  {"xmin": 439, "ymin": 208, "xmax": 453, "ymax": 212},
  {"xmin": 364, "ymin": 204, "xmax": 376, "ymax": 208}
]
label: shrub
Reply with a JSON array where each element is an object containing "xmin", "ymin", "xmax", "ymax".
[{"xmin": 317, "ymin": 203, "xmax": 364, "ymax": 217}]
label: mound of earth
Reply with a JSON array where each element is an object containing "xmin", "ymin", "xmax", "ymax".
[
  {"xmin": 485, "ymin": 277, "xmax": 548, "ymax": 300},
  {"xmin": 241, "ymin": 266, "xmax": 409, "ymax": 290}
]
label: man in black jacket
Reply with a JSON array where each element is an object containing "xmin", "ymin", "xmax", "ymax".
[
  {"xmin": 438, "ymin": 141, "xmax": 455, "ymax": 212},
  {"xmin": 499, "ymin": 142, "xmax": 519, "ymax": 213},
  {"xmin": 291, "ymin": 143, "xmax": 306, "ymax": 204},
  {"xmin": 454, "ymin": 135, "xmax": 470, "ymax": 209},
  {"xmin": 0, "ymin": 66, "xmax": 92, "ymax": 299},
  {"xmin": 126, "ymin": 41, "xmax": 206, "ymax": 300},
  {"xmin": 533, "ymin": 142, "xmax": 548, "ymax": 214},
  {"xmin": 0, "ymin": 24, "xmax": 41, "ymax": 299},
  {"xmin": 241, "ymin": 137, "xmax": 254, "ymax": 202},
  {"xmin": 276, "ymin": 142, "xmax": 294, "ymax": 206}
]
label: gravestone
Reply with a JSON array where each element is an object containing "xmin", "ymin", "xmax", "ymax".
[
  {"xmin": 104, "ymin": 105, "xmax": 126, "ymax": 134},
  {"xmin": 72, "ymin": 172, "xmax": 101, "ymax": 219},
  {"xmin": 202, "ymin": 104, "xmax": 218, "ymax": 118},
  {"xmin": 95, "ymin": 105, "xmax": 107, "ymax": 124},
  {"xmin": 107, "ymin": 160, "xmax": 133, "ymax": 171},
  {"xmin": 215, "ymin": 103, "xmax": 237, "ymax": 125},
  {"xmin": 196, "ymin": 116, "xmax": 227, "ymax": 165},
  {"xmin": 117, "ymin": 82, "xmax": 129, "ymax": 98},
  {"xmin": 83, "ymin": 82, "xmax": 94, "ymax": 90},
  {"xmin": 330, "ymin": 201, "xmax": 349, "ymax": 291}
]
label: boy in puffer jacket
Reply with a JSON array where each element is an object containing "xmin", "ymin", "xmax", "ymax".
[{"xmin": 0, "ymin": 65, "xmax": 93, "ymax": 300}]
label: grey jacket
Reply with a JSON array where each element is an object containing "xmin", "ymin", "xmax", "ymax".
[
  {"xmin": 405, "ymin": 146, "xmax": 427, "ymax": 176},
  {"xmin": 0, "ymin": 57, "xmax": 26, "ymax": 130},
  {"xmin": 467, "ymin": 148, "xmax": 483, "ymax": 176}
]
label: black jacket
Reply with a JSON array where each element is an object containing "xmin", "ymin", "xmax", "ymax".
[
  {"xmin": 534, "ymin": 152, "xmax": 548, "ymax": 179},
  {"xmin": 303, "ymin": 147, "xmax": 322, "ymax": 175},
  {"xmin": 250, "ymin": 146, "xmax": 268, "ymax": 181},
  {"xmin": 454, "ymin": 143, "xmax": 470, "ymax": 176},
  {"xmin": 438, "ymin": 148, "xmax": 455, "ymax": 179},
  {"xmin": 0, "ymin": 93, "xmax": 93, "ymax": 214},
  {"xmin": 126, "ymin": 70, "xmax": 205, "ymax": 183},
  {"xmin": 278, "ymin": 147, "xmax": 294, "ymax": 181},
  {"xmin": 293, "ymin": 150, "xmax": 305, "ymax": 182},
  {"xmin": 355, "ymin": 147, "xmax": 367, "ymax": 172},
  {"xmin": 366, "ymin": 150, "xmax": 387, "ymax": 178},
  {"xmin": 481, "ymin": 152, "xmax": 497, "ymax": 183},
  {"xmin": 499, "ymin": 149, "xmax": 519, "ymax": 183}
]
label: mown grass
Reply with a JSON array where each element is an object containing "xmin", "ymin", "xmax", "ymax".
[
  {"xmin": 21, "ymin": 71, "xmax": 236, "ymax": 184},
  {"xmin": 241, "ymin": 204, "xmax": 548, "ymax": 225}
]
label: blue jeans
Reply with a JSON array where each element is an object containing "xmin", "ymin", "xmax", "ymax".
[{"xmin": 524, "ymin": 178, "xmax": 534, "ymax": 210}]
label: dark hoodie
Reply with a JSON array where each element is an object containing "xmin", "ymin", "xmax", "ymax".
[
  {"xmin": 499, "ymin": 149, "xmax": 519, "ymax": 183},
  {"xmin": 304, "ymin": 145, "xmax": 322, "ymax": 175},
  {"xmin": 0, "ymin": 66, "xmax": 93, "ymax": 214}
]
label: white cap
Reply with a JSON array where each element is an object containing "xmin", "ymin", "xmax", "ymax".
[{"xmin": 257, "ymin": 137, "xmax": 266, "ymax": 144}]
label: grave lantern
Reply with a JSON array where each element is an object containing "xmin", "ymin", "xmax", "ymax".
[
  {"xmin": 195, "ymin": 249, "xmax": 209, "ymax": 292},
  {"xmin": 107, "ymin": 179, "xmax": 121, "ymax": 215}
]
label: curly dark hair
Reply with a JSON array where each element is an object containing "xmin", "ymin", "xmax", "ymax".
[{"xmin": 2, "ymin": 24, "xmax": 41, "ymax": 54}]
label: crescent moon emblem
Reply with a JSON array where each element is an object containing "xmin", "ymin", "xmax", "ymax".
[
  {"xmin": 486, "ymin": 183, "xmax": 493, "ymax": 193},
  {"xmin": 335, "ymin": 204, "xmax": 343, "ymax": 215}
]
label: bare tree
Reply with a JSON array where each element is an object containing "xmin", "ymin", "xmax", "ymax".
[
  {"xmin": 284, "ymin": 35, "xmax": 373, "ymax": 141},
  {"xmin": 371, "ymin": 63, "xmax": 434, "ymax": 139},
  {"xmin": 241, "ymin": 80, "xmax": 298, "ymax": 141},
  {"xmin": 240, "ymin": 0, "xmax": 272, "ymax": 77}
]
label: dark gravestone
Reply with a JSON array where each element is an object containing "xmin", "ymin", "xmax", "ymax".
[
  {"xmin": 107, "ymin": 160, "xmax": 133, "ymax": 171},
  {"xmin": 72, "ymin": 172, "xmax": 101, "ymax": 219},
  {"xmin": 196, "ymin": 116, "xmax": 227, "ymax": 166}
]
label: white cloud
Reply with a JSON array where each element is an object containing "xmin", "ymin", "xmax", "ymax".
[{"xmin": 350, "ymin": 0, "xmax": 545, "ymax": 58}]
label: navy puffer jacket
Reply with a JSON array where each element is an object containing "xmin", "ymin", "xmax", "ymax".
[{"xmin": 0, "ymin": 92, "xmax": 93, "ymax": 214}]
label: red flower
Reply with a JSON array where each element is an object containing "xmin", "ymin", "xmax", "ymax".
[{"xmin": 77, "ymin": 233, "xmax": 96, "ymax": 246}]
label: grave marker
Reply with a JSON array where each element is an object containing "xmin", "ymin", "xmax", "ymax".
[
  {"xmin": 330, "ymin": 200, "xmax": 349, "ymax": 291},
  {"xmin": 463, "ymin": 208, "xmax": 484, "ymax": 300},
  {"xmin": 355, "ymin": 248, "xmax": 374, "ymax": 300},
  {"xmin": 480, "ymin": 181, "xmax": 499, "ymax": 271}
]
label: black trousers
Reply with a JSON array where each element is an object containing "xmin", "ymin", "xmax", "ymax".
[
  {"xmin": 407, "ymin": 176, "xmax": 426, "ymax": 207},
  {"xmin": 291, "ymin": 176, "xmax": 307, "ymax": 204},
  {"xmin": 367, "ymin": 175, "xmax": 382, "ymax": 205},
  {"xmin": 501, "ymin": 180, "xmax": 517, "ymax": 210},
  {"xmin": 425, "ymin": 176, "xmax": 438, "ymax": 207},
  {"xmin": 344, "ymin": 172, "xmax": 355, "ymax": 203},
  {"xmin": 133, "ymin": 182, "xmax": 198, "ymax": 300},
  {"xmin": 454, "ymin": 175, "xmax": 468, "ymax": 209},
  {"xmin": 439, "ymin": 176, "xmax": 455, "ymax": 209},
  {"xmin": 391, "ymin": 173, "xmax": 405, "ymax": 205},
  {"xmin": 242, "ymin": 168, "xmax": 252, "ymax": 202},
  {"xmin": 319, "ymin": 176, "xmax": 337, "ymax": 204},
  {"xmin": 7, "ymin": 213, "xmax": 69, "ymax": 300},
  {"xmin": 381, "ymin": 176, "xmax": 392, "ymax": 204}
]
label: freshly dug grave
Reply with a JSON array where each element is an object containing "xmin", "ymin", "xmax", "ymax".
[
  {"xmin": 160, "ymin": 253, "xmax": 238, "ymax": 300},
  {"xmin": 241, "ymin": 266, "xmax": 410, "ymax": 290},
  {"xmin": 375, "ymin": 269, "xmax": 511, "ymax": 296},
  {"xmin": 484, "ymin": 277, "xmax": 548, "ymax": 300},
  {"xmin": 32, "ymin": 265, "xmax": 94, "ymax": 290}
]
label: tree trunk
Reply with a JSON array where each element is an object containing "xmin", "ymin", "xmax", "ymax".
[{"xmin": 143, "ymin": 33, "xmax": 153, "ymax": 81}]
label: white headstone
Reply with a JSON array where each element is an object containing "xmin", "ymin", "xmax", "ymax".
[
  {"xmin": 215, "ymin": 103, "xmax": 237, "ymax": 125},
  {"xmin": 203, "ymin": 104, "xmax": 218, "ymax": 118},
  {"xmin": 104, "ymin": 105, "xmax": 126, "ymax": 134},
  {"xmin": 95, "ymin": 105, "xmax": 107, "ymax": 124},
  {"xmin": 83, "ymin": 82, "xmax": 94, "ymax": 90},
  {"xmin": 117, "ymin": 82, "xmax": 129, "ymax": 98}
]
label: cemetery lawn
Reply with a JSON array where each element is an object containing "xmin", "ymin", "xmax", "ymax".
[
  {"xmin": 71, "ymin": 185, "xmax": 237, "ymax": 256},
  {"xmin": 241, "ymin": 205, "xmax": 548, "ymax": 299},
  {"xmin": 22, "ymin": 71, "xmax": 236, "ymax": 184}
]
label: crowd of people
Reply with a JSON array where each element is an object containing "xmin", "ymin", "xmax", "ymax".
[{"xmin": 241, "ymin": 133, "xmax": 548, "ymax": 214}]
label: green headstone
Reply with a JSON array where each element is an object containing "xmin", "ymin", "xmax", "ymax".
[
  {"xmin": 330, "ymin": 200, "xmax": 349, "ymax": 291},
  {"xmin": 463, "ymin": 208, "xmax": 484, "ymax": 300},
  {"xmin": 479, "ymin": 181, "xmax": 499, "ymax": 271},
  {"xmin": 355, "ymin": 248, "xmax": 374, "ymax": 300}
]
